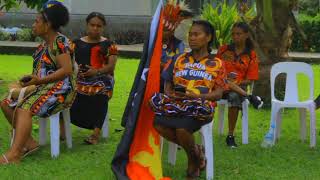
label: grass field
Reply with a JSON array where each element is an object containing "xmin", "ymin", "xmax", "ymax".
[{"xmin": 0, "ymin": 55, "xmax": 320, "ymax": 179}]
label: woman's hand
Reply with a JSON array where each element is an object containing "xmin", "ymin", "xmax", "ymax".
[
  {"xmin": 168, "ymin": 91, "xmax": 187, "ymax": 100},
  {"xmin": 79, "ymin": 65, "xmax": 98, "ymax": 78},
  {"xmin": 20, "ymin": 75, "xmax": 41, "ymax": 87},
  {"xmin": 185, "ymin": 90, "xmax": 201, "ymax": 99},
  {"xmin": 165, "ymin": 89, "xmax": 186, "ymax": 100}
]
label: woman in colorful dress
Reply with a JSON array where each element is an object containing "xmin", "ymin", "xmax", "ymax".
[
  {"xmin": 150, "ymin": 20, "xmax": 226, "ymax": 179},
  {"xmin": 216, "ymin": 22, "xmax": 260, "ymax": 148},
  {"xmin": 0, "ymin": 1, "xmax": 76, "ymax": 164},
  {"xmin": 68, "ymin": 12, "xmax": 118, "ymax": 145}
]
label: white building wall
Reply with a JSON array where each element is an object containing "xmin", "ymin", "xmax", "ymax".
[
  {"xmin": 70, "ymin": 0, "xmax": 152, "ymax": 16},
  {"xmin": 12, "ymin": 0, "xmax": 153, "ymax": 16}
]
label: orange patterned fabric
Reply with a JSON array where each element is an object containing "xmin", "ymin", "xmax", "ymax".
[
  {"xmin": 216, "ymin": 44, "xmax": 259, "ymax": 85},
  {"xmin": 164, "ymin": 53, "xmax": 227, "ymax": 97},
  {"xmin": 108, "ymin": 43, "xmax": 119, "ymax": 56}
]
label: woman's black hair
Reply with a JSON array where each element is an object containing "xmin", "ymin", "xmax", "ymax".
[
  {"xmin": 41, "ymin": 4, "xmax": 69, "ymax": 31},
  {"xmin": 86, "ymin": 12, "xmax": 106, "ymax": 25},
  {"xmin": 179, "ymin": 10, "xmax": 193, "ymax": 18},
  {"xmin": 192, "ymin": 20, "xmax": 216, "ymax": 53},
  {"xmin": 232, "ymin": 21, "xmax": 254, "ymax": 50}
]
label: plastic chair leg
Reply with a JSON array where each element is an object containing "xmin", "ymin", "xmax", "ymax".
[
  {"xmin": 39, "ymin": 118, "xmax": 48, "ymax": 145},
  {"xmin": 50, "ymin": 113, "xmax": 60, "ymax": 158},
  {"xmin": 218, "ymin": 104, "xmax": 225, "ymax": 135},
  {"xmin": 102, "ymin": 112, "xmax": 109, "ymax": 138},
  {"xmin": 62, "ymin": 109, "xmax": 72, "ymax": 148},
  {"xmin": 271, "ymin": 105, "xmax": 280, "ymax": 144},
  {"xmin": 167, "ymin": 142, "xmax": 178, "ymax": 165},
  {"xmin": 241, "ymin": 100, "xmax": 249, "ymax": 144},
  {"xmin": 275, "ymin": 108, "xmax": 282, "ymax": 140},
  {"xmin": 299, "ymin": 108, "xmax": 307, "ymax": 142},
  {"xmin": 160, "ymin": 137, "xmax": 164, "ymax": 155},
  {"xmin": 200, "ymin": 122, "xmax": 214, "ymax": 180},
  {"xmin": 309, "ymin": 104, "xmax": 316, "ymax": 147}
]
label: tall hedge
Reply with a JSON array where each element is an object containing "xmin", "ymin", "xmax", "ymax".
[{"xmin": 291, "ymin": 14, "xmax": 320, "ymax": 52}]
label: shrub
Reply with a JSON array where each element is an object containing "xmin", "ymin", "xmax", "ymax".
[
  {"xmin": 34, "ymin": 36, "xmax": 43, "ymax": 42},
  {"xmin": 0, "ymin": 30, "xmax": 11, "ymax": 41},
  {"xmin": 200, "ymin": 0, "xmax": 256, "ymax": 48},
  {"xmin": 290, "ymin": 13, "xmax": 320, "ymax": 52},
  {"xmin": 113, "ymin": 30, "xmax": 146, "ymax": 45},
  {"xmin": 299, "ymin": 0, "xmax": 320, "ymax": 16},
  {"xmin": 16, "ymin": 28, "xmax": 33, "ymax": 41}
]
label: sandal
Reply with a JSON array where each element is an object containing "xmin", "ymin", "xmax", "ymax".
[
  {"xmin": 1, "ymin": 154, "xmax": 9, "ymax": 164},
  {"xmin": 84, "ymin": 134, "xmax": 99, "ymax": 145},
  {"xmin": 197, "ymin": 144, "xmax": 207, "ymax": 171},
  {"xmin": 22, "ymin": 145, "xmax": 40, "ymax": 158}
]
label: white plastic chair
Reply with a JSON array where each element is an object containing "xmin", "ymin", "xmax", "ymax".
[
  {"xmin": 269, "ymin": 62, "xmax": 316, "ymax": 147},
  {"xmin": 216, "ymin": 82, "xmax": 254, "ymax": 144},
  {"xmin": 39, "ymin": 109, "xmax": 72, "ymax": 158},
  {"xmin": 161, "ymin": 121, "xmax": 214, "ymax": 180},
  {"xmin": 101, "ymin": 111, "xmax": 109, "ymax": 138}
]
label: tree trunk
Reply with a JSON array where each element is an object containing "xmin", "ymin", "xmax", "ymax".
[{"xmin": 250, "ymin": 0, "xmax": 297, "ymax": 105}]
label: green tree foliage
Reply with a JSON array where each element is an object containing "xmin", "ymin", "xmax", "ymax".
[
  {"xmin": 299, "ymin": 0, "xmax": 320, "ymax": 16},
  {"xmin": 201, "ymin": 0, "xmax": 255, "ymax": 48},
  {"xmin": 291, "ymin": 13, "xmax": 320, "ymax": 52},
  {"xmin": 0, "ymin": 0, "xmax": 47, "ymax": 11}
]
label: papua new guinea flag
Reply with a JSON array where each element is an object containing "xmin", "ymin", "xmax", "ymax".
[{"xmin": 112, "ymin": 1, "xmax": 170, "ymax": 180}]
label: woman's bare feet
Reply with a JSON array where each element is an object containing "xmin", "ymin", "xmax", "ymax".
[
  {"xmin": 22, "ymin": 137, "xmax": 39, "ymax": 158},
  {"xmin": 84, "ymin": 128, "xmax": 101, "ymax": 145},
  {"xmin": 25, "ymin": 138, "xmax": 39, "ymax": 150},
  {"xmin": 84, "ymin": 134, "xmax": 99, "ymax": 145},
  {"xmin": 186, "ymin": 145, "xmax": 200, "ymax": 179}
]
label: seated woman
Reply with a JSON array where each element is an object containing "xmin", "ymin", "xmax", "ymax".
[
  {"xmin": 216, "ymin": 22, "xmax": 261, "ymax": 148},
  {"xmin": 67, "ymin": 12, "xmax": 118, "ymax": 145},
  {"xmin": 0, "ymin": 1, "xmax": 76, "ymax": 164},
  {"xmin": 150, "ymin": 20, "xmax": 226, "ymax": 179}
]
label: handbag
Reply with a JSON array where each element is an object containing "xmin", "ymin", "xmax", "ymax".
[{"xmin": 7, "ymin": 82, "xmax": 36, "ymax": 103}]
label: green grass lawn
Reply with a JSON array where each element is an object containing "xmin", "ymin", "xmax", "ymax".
[{"xmin": 1, "ymin": 55, "xmax": 320, "ymax": 179}]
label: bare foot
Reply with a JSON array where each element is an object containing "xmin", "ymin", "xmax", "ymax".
[
  {"xmin": 22, "ymin": 138, "xmax": 39, "ymax": 158},
  {"xmin": 84, "ymin": 134, "xmax": 99, "ymax": 145},
  {"xmin": 24, "ymin": 138, "xmax": 39, "ymax": 150}
]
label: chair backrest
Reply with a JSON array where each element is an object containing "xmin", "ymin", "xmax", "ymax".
[
  {"xmin": 270, "ymin": 62, "xmax": 314, "ymax": 103},
  {"xmin": 247, "ymin": 81, "xmax": 254, "ymax": 95}
]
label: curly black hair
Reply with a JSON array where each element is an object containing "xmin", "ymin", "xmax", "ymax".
[
  {"xmin": 86, "ymin": 12, "xmax": 106, "ymax": 25},
  {"xmin": 41, "ymin": 3, "xmax": 69, "ymax": 31}
]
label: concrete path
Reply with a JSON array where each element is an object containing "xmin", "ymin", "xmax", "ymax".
[{"xmin": 0, "ymin": 41, "xmax": 320, "ymax": 61}]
